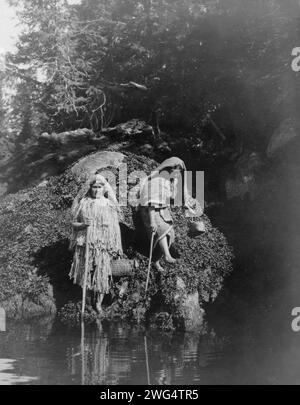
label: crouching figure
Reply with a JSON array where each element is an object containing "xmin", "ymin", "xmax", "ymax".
[{"xmin": 138, "ymin": 157, "xmax": 195, "ymax": 271}]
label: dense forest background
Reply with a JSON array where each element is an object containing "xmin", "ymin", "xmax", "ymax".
[{"xmin": 0, "ymin": 0, "xmax": 299, "ymax": 195}]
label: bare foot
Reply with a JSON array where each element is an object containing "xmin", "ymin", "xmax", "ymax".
[
  {"xmin": 165, "ymin": 255, "xmax": 176, "ymax": 264},
  {"xmin": 118, "ymin": 281, "xmax": 128, "ymax": 298},
  {"xmin": 154, "ymin": 261, "xmax": 164, "ymax": 272}
]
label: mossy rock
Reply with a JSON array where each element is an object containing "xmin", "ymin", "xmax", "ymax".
[{"xmin": 0, "ymin": 150, "xmax": 233, "ymax": 328}]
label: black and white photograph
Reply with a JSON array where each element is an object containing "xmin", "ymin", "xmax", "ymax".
[{"xmin": 0, "ymin": 0, "xmax": 299, "ymax": 389}]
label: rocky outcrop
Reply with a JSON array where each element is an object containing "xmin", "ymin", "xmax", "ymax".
[
  {"xmin": 71, "ymin": 150, "xmax": 125, "ymax": 180},
  {"xmin": 0, "ymin": 150, "xmax": 233, "ymax": 330},
  {"xmin": 174, "ymin": 277, "xmax": 204, "ymax": 330}
]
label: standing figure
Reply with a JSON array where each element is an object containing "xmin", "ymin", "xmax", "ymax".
[
  {"xmin": 69, "ymin": 174, "xmax": 123, "ymax": 314},
  {"xmin": 138, "ymin": 157, "xmax": 194, "ymax": 271}
]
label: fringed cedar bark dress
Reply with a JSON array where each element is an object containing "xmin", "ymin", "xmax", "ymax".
[{"xmin": 69, "ymin": 196, "xmax": 123, "ymax": 294}]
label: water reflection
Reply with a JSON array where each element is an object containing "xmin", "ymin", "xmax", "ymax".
[
  {"xmin": 0, "ymin": 318, "xmax": 226, "ymax": 385},
  {"xmin": 0, "ymin": 359, "xmax": 38, "ymax": 385},
  {"xmin": 0, "ymin": 313, "xmax": 299, "ymax": 385}
]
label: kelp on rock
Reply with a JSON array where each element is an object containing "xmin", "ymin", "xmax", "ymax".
[{"xmin": 0, "ymin": 151, "xmax": 233, "ymax": 329}]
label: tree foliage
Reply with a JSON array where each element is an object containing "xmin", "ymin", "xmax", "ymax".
[{"xmin": 2, "ymin": 0, "xmax": 300, "ymax": 177}]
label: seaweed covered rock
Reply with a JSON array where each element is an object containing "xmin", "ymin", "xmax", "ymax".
[
  {"xmin": 0, "ymin": 151, "xmax": 156, "ymax": 318},
  {"xmin": 118, "ymin": 207, "xmax": 233, "ymax": 330},
  {"xmin": 0, "ymin": 150, "xmax": 233, "ymax": 329},
  {"xmin": 0, "ymin": 187, "xmax": 63, "ymax": 318}
]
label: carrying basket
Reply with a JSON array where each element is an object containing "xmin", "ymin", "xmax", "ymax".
[
  {"xmin": 188, "ymin": 217, "xmax": 206, "ymax": 235},
  {"xmin": 111, "ymin": 259, "xmax": 137, "ymax": 277}
]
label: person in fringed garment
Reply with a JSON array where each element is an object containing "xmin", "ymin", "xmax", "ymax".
[
  {"xmin": 138, "ymin": 157, "xmax": 196, "ymax": 271},
  {"xmin": 69, "ymin": 174, "xmax": 123, "ymax": 313}
]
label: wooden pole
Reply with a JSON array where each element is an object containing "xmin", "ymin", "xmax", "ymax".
[
  {"xmin": 144, "ymin": 335, "xmax": 151, "ymax": 385},
  {"xmin": 81, "ymin": 319, "xmax": 85, "ymax": 385},
  {"xmin": 145, "ymin": 231, "xmax": 155, "ymax": 293},
  {"xmin": 81, "ymin": 226, "xmax": 90, "ymax": 319}
]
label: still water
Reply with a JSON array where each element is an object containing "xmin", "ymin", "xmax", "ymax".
[{"xmin": 0, "ymin": 308, "xmax": 299, "ymax": 385}]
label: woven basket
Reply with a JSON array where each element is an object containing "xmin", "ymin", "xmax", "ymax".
[
  {"xmin": 111, "ymin": 259, "xmax": 136, "ymax": 277},
  {"xmin": 188, "ymin": 219, "xmax": 206, "ymax": 234}
]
